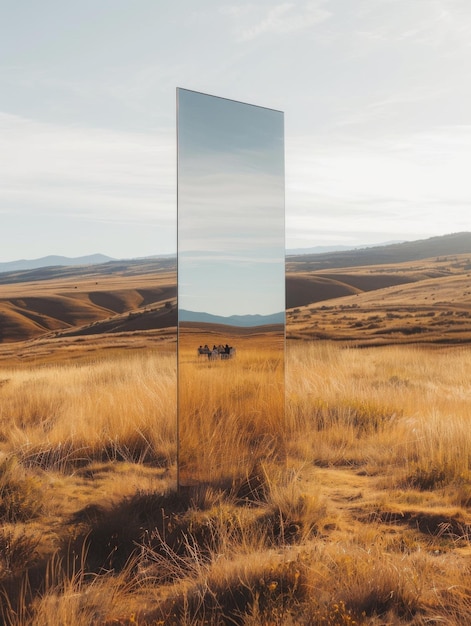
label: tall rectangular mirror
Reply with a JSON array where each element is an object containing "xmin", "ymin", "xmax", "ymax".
[{"xmin": 177, "ymin": 88, "xmax": 285, "ymax": 487}]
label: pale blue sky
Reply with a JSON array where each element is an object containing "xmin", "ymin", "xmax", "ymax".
[
  {"xmin": 1, "ymin": 1, "xmax": 470, "ymax": 261},
  {"xmin": 177, "ymin": 89, "xmax": 284, "ymax": 316}
]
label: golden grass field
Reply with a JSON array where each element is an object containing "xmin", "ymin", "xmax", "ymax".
[
  {"xmin": 1, "ymin": 247, "xmax": 471, "ymax": 624},
  {"xmin": 178, "ymin": 325, "xmax": 284, "ymax": 485},
  {"xmin": 2, "ymin": 338, "xmax": 471, "ymax": 625}
]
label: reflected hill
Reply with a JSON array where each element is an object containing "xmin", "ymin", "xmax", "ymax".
[{"xmin": 178, "ymin": 309, "xmax": 284, "ymax": 327}]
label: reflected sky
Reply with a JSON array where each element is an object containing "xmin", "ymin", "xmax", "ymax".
[{"xmin": 177, "ymin": 89, "xmax": 284, "ymax": 318}]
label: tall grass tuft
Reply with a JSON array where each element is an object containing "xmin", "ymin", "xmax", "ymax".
[
  {"xmin": 0, "ymin": 352, "xmax": 176, "ymax": 471},
  {"xmin": 0, "ymin": 456, "xmax": 44, "ymax": 522}
]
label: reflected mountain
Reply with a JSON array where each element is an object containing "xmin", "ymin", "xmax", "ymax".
[{"xmin": 179, "ymin": 309, "xmax": 284, "ymax": 327}]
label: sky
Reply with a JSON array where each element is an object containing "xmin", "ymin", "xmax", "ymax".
[
  {"xmin": 1, "ymin": 0, "xmax": 471, "ymax": 262},
  {"xmin": 178, "ymin": 89, "xmax": 284, "ymax": 316}
]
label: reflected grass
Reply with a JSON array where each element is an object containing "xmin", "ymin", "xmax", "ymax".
[{"xmin": 178, "ymin": 328, "xmax": 285, "ymax": 485}]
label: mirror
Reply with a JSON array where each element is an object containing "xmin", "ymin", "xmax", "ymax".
[{"xmin": 177, "ymin": 88, "xmax": 285, "ymax": 487}]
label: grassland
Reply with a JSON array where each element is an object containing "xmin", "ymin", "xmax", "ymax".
[
  {"xmin": 2, "ymin": 339, "xmax": 471, "ymax": 625},
  {"xmin": 2, "ymin": 241, "xmax": 471, "ymax": 624}
]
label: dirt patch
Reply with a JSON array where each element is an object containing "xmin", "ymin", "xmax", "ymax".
[{"xmin": 360, "ymin": 508, "xmax": 471, "ymax": 538}]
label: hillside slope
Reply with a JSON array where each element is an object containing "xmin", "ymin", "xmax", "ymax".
[
  {"xmin": 1, "ymin": 234, "xmax": 470, "ymax": 346},
  {"xmin": 287, "ymin": 232, "xmax": 471, "ymax": 271},
  {"xmin": 0, "ymin": 266, "xmax": 177, "ymax": 343}
]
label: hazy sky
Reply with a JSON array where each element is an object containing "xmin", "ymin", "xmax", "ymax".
[{"xmin": 1, "ymin": 1, "xmax": 470, "ymax": 262}]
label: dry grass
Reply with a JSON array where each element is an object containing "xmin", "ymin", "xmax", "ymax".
[
  {"xmin": 178, "ymin": 329, "xmax": 285, "ymax": 484},
  {"xmin": 0, "ymin": 267, "xmax": 176, "ymax": 343},
  {"xmin": 0, "ymin": 351, "xmax": 176, "ymax": 471},
  {"xmin": 287, "ymin": 342, "xmax": 471, "ymax": 480},
  {"xmin": 1, "ymin": 340, "xmax": 471, "ymax": 624},
  {"xmin": 287, "ymin": 254, "xmax": 471, "ymax": 345}
]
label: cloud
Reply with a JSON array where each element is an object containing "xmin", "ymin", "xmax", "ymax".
[
  {"xmin": 0, "ymin": 112, "xmax": 175, "ymax": 223},
  {"xmin": 222, "ymin": 1, "xmax": 331, "ymax": 42},
  {"xmin": 285, "ymin": 125, "xmax": 471, "ymax": 246},
  {"xmin": 353, "ymin": 0, "xmax": 471, "ymax": 49}
]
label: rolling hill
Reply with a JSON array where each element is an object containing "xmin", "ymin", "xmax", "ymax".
[
  {"xmin": 1, "ymin": 233, "xmax": 470, "ymax": 347},
  {"xmin": 0, "ymin": 256, "xmax": 176, "ymax": 285},
  {"xmin": 0, "ymin": 262, "xmax": 177, "ymax": 344},
  {"xmin": 287, "ymin": 232, "xmax": 471, "ymax": 271},
  {"xmin": 0, "ymin": 253, "xmax": 114, "ymax": 273}
]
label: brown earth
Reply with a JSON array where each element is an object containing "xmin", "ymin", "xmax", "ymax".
[
  {"xmin": 287, "ymin": 255, "xmax": 471, "ymax": 345},
  {"xmin": 0, "ymin": 269, "xmax": 177, "ymax": 344}
]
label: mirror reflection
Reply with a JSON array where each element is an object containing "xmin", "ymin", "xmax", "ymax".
[{"xmin": 177, "ymin": 89, "xmax": 285, "ymax": 486}]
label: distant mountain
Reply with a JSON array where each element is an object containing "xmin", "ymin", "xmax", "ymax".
[
  {"xmin": 286, "ymin": 241, "xmax": 404, "ymax": 255},
  {"xmin": 287, "ymin": 232, "xmax": 471, "ymax": 270},
  {"xmin": 179, "ymin": 309, "xmax": 285, "ymax": 327},
  {"xmin": 3, "ymin": 233, "xmax": 469, "ymax": 278},
  {"xmin": 0, "ymin": 254, "xmax": 114, "ymax": 273},
  {"xmin": 0, "ymin": 256, "xmax": 176, "ymax": 285}
]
